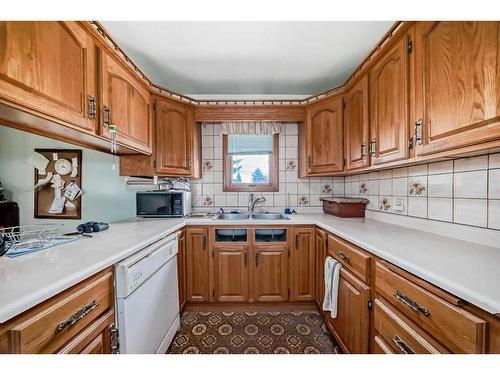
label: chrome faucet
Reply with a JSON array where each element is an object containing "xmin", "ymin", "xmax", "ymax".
[{"xmin": 248, "ymin": 193, "xmax": 266, "ymax": 216}]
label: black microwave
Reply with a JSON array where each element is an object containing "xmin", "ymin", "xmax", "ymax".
[{"xmin": 136, "ymin": 190, "xmax": 192, "ymax": 217}]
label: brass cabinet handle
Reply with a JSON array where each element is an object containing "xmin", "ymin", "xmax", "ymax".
[
  {"xmin": 87, "ymin": 96, "xmax": 97, "ymax": 120},
  {"xmin": 57, "ymin": 300, "xmax": 99, "ymax": 333},
  {"xmin": 187, "ymin": 156, "xmax": 192, "ymax": 168},
  {"xmin": 392, "ymin": 335, "xmax": 415, "ymax": 354},
  {"xmin": 203, "ymin": 235, "xmax": 207, "ymax": 250},
  {"xmin": 255, "ymin": 253, "xmax": 259, "ymax": 267},
  {"xmin": 103, "ymin": 105, "xmax": 111, "ymax": 127},
  {"xmin": 307, "ymin": 155, "xmax": 312, "ymax": 168},
  {"xmin": 295, "ymin": 235, "xmax": 299, "ymax": 250},
  {"xmin": 393, "ymin": 289, "xmax": 430, "ymax": 317},
  {"xmin": 336, "ymin": 251, "xmax": 350, "ymax": 262},
  {"xmin": 244, "ymin": 252, "xmax": 248, "ymax": 266}
]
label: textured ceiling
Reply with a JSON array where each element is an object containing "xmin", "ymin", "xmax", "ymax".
[{"xmin": 101, "ymin": 21, "xmax": 394, "ymax": 97}]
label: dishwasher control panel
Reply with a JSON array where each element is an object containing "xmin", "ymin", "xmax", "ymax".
[{"xmin": 115, "ymin": 234, "xmax": 178, "ymax": 298}]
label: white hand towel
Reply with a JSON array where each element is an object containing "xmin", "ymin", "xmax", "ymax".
[{"xmin": 322, "ymin": 256, "xmax": 342, "ymax": 319}]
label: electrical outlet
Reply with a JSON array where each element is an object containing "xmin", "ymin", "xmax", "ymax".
[{"xmin": 393, "ymin": 198, "xmax": 405, "ymax": 213}]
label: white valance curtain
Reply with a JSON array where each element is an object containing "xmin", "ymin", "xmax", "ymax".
[{"xmin": 220, "ymin": 122, "xmax": 281, "ymax": 135}]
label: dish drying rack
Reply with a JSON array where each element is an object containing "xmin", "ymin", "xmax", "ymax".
[{"xmin": 1, "ymin": 224, "xmax": 77, "ymax": 258}]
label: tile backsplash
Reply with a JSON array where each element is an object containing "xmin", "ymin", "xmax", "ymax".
[
  {"xmin": 346, "ymin": 154, "xmax": 500, "ymax": 231},
  {"xmin": 191, "ymin": 123, "xmax": 499, "ymax": 231},
  {"xmin": 191, "ymin": 123, "xmax": 344, "ymax": 210}
]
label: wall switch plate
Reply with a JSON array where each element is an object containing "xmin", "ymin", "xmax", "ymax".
[{"xmin": 393, "ymin": 198, "xmax": 405, "ymax": 212}]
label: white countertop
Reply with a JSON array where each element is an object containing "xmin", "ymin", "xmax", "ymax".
[{"xmin": 1, "ymin": 213, "xmax": 499, "ymax": 323}]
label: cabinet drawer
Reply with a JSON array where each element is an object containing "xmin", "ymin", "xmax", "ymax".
[
  {"xmin": 375, "ymin": 261, "xmax": 486, "ymax": 353},
  {"xmin": 57, "ymin": 308, "xmax": 114, "ymax": 354},
  {"xmin": 2, "ymin": 268, "xmax": 114, "ymax": 353},
  {"xmin": 373, "ymin": 335, "xmax": 395, "ymax": 354},
  {"xmin": 327, "ymin": 233, "xmax": 370, "ymax": 283},
  {"xmin": 374, "ymin": 298, "xmax": 446, "ymax": 354}
]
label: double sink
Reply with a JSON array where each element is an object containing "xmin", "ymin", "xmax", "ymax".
[{"xmin": 214, "ymin": 212, "xmax": 289, "ymax": 220}]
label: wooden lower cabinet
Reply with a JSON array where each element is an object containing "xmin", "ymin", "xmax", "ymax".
[
  {"xmin": 57, "ymin": 309, "xmax": 115, "ymax": 354},
  {"xmin": 186, "ymin": 227, "xmax": 210, "ymax": 302},
  {"xmin": 315, "ymin": 228, "xmax": 327, "ymax": 309},
  {"xmin": 253, "ymin": 245, "xmax": 289, "ymax": 302},
  {"xmin": 373, "ymin": 298, "xmax": 447, "ymax": 354},
  {"xmin": 177, "ymin": 229, "xmax": 187, "ymax": 311},
  {"xmin": 213, "ymin": 245, "xmax": 249, "ymax": 302},
  {"xmin": 291, "ymin": 227, "xmax": 315, "ymax": 301},
  {"xmin": 325, "ymin": 267, "xmax": 370, "ymax": 354},
  {"xmin": 0, "ymin": 268, "xmax": 115, "ymax": 354}
]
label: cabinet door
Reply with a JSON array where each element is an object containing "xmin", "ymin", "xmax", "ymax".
[
  {"xmin": 291, "ymin": 227, "xmax": 315, "ymax": 301},
  {"xmin": 155, "ymin": 98, "xmax": 195, "ymax": 176},
  {"xmin": 414, "ymin": 21, "xmax": 500, "ymax": 156},
  {"xmin": 345, "ymin": 76, "xmax": 370, "ymax": 170},
  {"xmin": 186, "ymin": 227, "xmax": 210, "ymax": 302},
  {"xmin": 100, "ymin": 51, "xmax": 152, "ymax": 154},
  {"xmin": 315, "ymin": 229, "xmax": 327, "ymax": 309},
  {"xmin": 57, "ymin": 309, "xmax": 115, "ymax": 354},
  {"xmin": 177, "ymin": 230, "xmax": 187, "ymax": 312},
  {"xmin": 254, "ymin": 246, "xmax": 289, "ymax": 302},
  {"xmin": 369, "ymin": 31, "xmax": 412, "ymax": 165},
  {"xmin": 325, "ymin": 268, "xmax": 370, "ymax": 354},
  {"xmin": 305, "ymin": 96, "xmax": 344, "ymax": 174},
  {"xmin": 0, "ymin": 21, "xmax": 97, "ymax": 132},
  {"xmin": 213, "ymin": 246, "xmax": 249, "ymax": 302}
]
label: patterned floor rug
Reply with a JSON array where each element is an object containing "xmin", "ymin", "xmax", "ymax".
[{"xmin": 168, "ymin": 311, "xmax": 341, "ymax": 354}]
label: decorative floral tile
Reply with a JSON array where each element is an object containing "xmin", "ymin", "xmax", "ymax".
[
  {"xmin": 379, "ymin": 197, "xmax": 391, "ymax": 212},
  {"xmin": 359, "ymin": 183, "xmax": 368, "ymax": 194},
  {"xmin": 298, "ymin": 196, "xmax": 309, "ymax": 206},
  {"xmin": 409, "ymin": 181, "xmax": 426, "ymax": 196},
  {"xmin": 321, "ymin": 184, "xmax": 332, "ymax": 195},
  {"xmin": 203, "ymin": 196, "xmax": 214, "ymax": 206},
  {"xmin": 203, "ymin": 160, "xmax": 214, "ymax": 170},
  {"xmin": 286, "ymin": 160, "xmax": 297, "ymax": 170}
]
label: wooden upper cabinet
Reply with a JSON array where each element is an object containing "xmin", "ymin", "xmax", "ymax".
[
  {"xmin": 414, "ymin": 21, "xmax": 500, "ymax": 156},
  {"xmin": 369, "ymin": 30, "xmax": 412, "ymax": 165},
  {"xmin": 326, "ymin": 268, "xmax": 370, "ymax": 354},
  {"xmin": 301, "ymin": 95, "xmax": 344, "ymax": 175},
  {"xmin": 155, "ymin": 98, "xmax": 199, "ymax": 176},
  {"xmin": 100, "ymin": 50, "xmax": 152, "ymax": 154},
  {"xmin": 186, "ymin": 227, "xmax": 210, "ymax": 302},
  {"xmin": 0, "ymin": 21, "xmax": 98, "ymax": 132},
  {"xmin": 345, "ymin": 76, "xmax": 370, "ymax": 170},
  {"xmin": 213, "ymin": 245, "xmax": 249, "ymax": 302},
  {"xmin": 291, "ymin": 227, "xmax": 315, "ymax": 301},
  {"xmin": 253, "ymin": 245, "xmax": 289, "ymax": 302}
]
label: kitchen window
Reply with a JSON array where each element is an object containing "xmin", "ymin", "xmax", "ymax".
[{"xmin": 223, "ymin": 133, "xmax": 279, "ymax": 192}]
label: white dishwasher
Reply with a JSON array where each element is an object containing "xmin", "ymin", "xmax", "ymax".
[{"xmin": 115, "ymin": 233, "xmax": 180, "ymax": 354}]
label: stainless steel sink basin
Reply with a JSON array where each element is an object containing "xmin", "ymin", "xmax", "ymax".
[
  {"xmin": 251, "ymin": 213, "xmax": 289, "ymax": 220},
  {"xmin": 214, "ymin": 213, "xmax": 250, "ymax": 220},
  {"xmin": 213, "ymin": 212, "xmax": 288, "ymax": 220}
]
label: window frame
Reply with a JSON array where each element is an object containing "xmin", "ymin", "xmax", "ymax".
[{"xmin": 222, "ymin": 133, "xmax": 279, "ymax": 192}]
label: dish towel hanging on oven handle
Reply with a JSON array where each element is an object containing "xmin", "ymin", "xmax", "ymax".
[{"xmin": 323, "ymin": 256, "xmax": 341, "ymax": 318}]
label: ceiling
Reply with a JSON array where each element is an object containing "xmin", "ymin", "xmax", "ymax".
[{"xmin": 101, "ymin": 21, "xmax": 394, "ymax": 98}]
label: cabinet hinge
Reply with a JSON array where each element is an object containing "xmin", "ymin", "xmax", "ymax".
[
  {"xmin": 343, "ymin": 101, "xmax": 346, "ymax": 109},
  {"xmin": 153, "ymin": 160, "xmax": 157, "ymax": 169},
  {"xmin": 153, "ymin": 102, "xmax": 156, "ymax": 111},
  {"xmin": 212, "ymin": 289, "xmax": 215, "ymax": 298},
  {"xmin": 414, "ymin": 119, "xmax": 423, "ymax": 145},
  {"xmin": 369, "ymin": 138, "xmax": 376, "ymax": 157},
  {"xmin": 408, "ymin": 136, "xmax": 414, "ymax": 149},
  {"xmin": 343, "ymin": 158, "xmax": 346, "ymax": 168},
  {"xmin": 110, "ymin": 323, "xmax": 120, "ymax": 354},
  {"xmin": 103, "ymin": 106, "xmax": 111, "ymax": 126},
  {"xmin": 368, "ymin": 299, "xmax": 373, "ymax": 309},
  {"xmin": 87, "ymin": 96, "xmax": 97, "ymax": 120},
  {"xmin": 407, "ymin": 40, "xmax": 413, "ymax": 53},
  {"xmin": 288, "ymin": 288, "xmax": 291, "ymax": 299}
]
